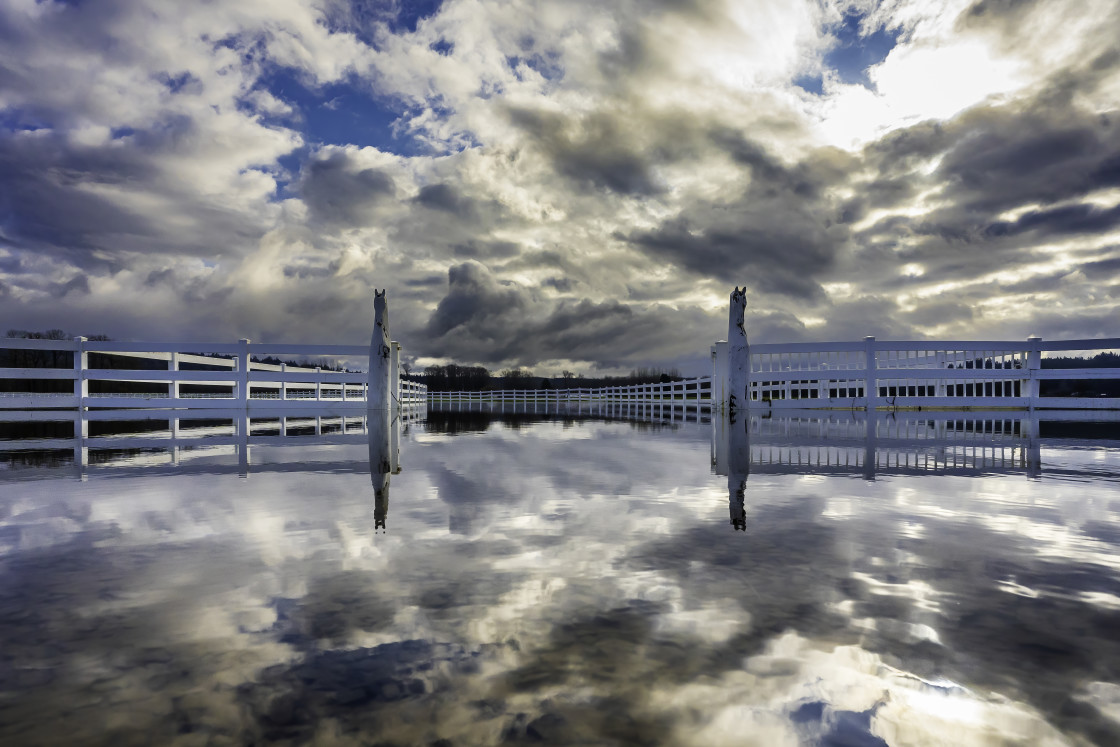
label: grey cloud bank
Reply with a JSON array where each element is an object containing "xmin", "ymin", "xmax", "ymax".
[{"xmin": 1, "ymin": 0, "xmax": 1118, "ymax": 372}]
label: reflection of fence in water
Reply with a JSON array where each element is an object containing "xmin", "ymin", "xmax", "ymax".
[
  {"xmin": 714, "ymin": 411, "xmax": 1042, "ymax": 478},
  {"xmin": 0, "ymin": 405, "xmax": 426, "ymax": 474}
]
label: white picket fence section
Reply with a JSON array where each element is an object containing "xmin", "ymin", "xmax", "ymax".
[
  {"xmin": 427, "ymin": 376, "xmax": 713, "ymax": 408},
  {"xmin": 0, "ymin": 337, "xmax": 426, "ymax": 409},
  {"xmin": 711, "ymin": 336, "xmax": 1120, "ymax": 410}
]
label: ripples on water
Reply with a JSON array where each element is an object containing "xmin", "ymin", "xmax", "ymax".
[{"xmin": 2, "ymin": 406, "xmax": 1120, "ymax": 745}]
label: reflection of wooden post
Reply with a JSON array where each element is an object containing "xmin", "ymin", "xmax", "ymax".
[
  {"xmin": 1023, "ymin": 412, "xmax": 1041, "ymax": 477},
  {"xmin": 369, "ymin": 407, "xmax": 391, "ymax": 531},
  {"xmin": 237, "ymin": 413, "xmax": 250, "ymax": 478},
  {"xmin": 727, "ymin": 411, "xmax": 750, "ymax": 531},
  {"xmin": 75, "ymin": 412, "xmax": 88, "ymax": 476},
  {"xmin": 864, "ymin": 411, "xmax": 877, "ymax": 480}
]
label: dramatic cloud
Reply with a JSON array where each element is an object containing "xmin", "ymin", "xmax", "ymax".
[{"xmin": 1, "ymin": 0, "xmax": 1118, "ymax": 371}]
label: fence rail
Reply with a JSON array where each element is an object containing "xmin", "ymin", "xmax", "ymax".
[
  {"xmin": 0, "ymin": 337, "xmax": 426, "ymax": 409},
  {"xmin": 427, "ymin": 376, "xmax": 713, "ymax": 407},
  {"xmin": 711, "ymin": 335, "xmax": 1120, "ymax": 410}
]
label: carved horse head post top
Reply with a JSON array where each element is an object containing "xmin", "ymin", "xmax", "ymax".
[
  {"xmin": 368, "ymin": 290, "xmax": 392, "ymax": 408},
  {"xmin": 728, "ymin": 286, "xmax": 750, "ymax": 412}
]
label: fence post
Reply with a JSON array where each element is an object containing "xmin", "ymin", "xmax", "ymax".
[
  {"xmin": 1025, "ymin": 336, "xmax": 1041, "ymax": 408},
  {"xmin": 280, "ymin": 363, "xmax": 287, "ymax": 400},
  {"xmin": 170, "ymin": 352, "xmax": 180, "ymax": 400},
  {"xmin": 238, "ymin": 339, "xmax": 251, "ymax": 406},
  {"xmin": 391, "ymin": 342, "xmax": 401, "ymax": 404},
  {"xmin": 864, "ymin": 336, "xmax": 876, "ymax": 412},
  {"xmin": 73, "ymin": 336, "xmax": 87, "ymax": 410}
]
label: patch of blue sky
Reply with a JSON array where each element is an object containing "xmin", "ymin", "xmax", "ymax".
[
  {"xmin": 793, "ymin": 74, "xmax": 824, "ymax": 95},
  {"xmin": 0, "ymin": 107, "xmax": 53, "ymax": 132},
  {"xmin": 388, "ymin": 0, "xmax": 445, "ymax": 33},
  {"xmin": 823, "ymin": 10, "xmax": 902, "ymax": 89},
  {"xmin": 254, "ymin": 67, "xmax": 414, "ymax": 154},
  {"xmin": 315, "ymin": 0, "xmax": 446, "ymax": 47},
  {"xmin": 505, "ymin": 51, "xmax": 565, "ymax": 84}
]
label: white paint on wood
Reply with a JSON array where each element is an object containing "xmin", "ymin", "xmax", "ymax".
[{"xmin": 728, "ymin": 288, "xmax": 749, "ymax": 412}]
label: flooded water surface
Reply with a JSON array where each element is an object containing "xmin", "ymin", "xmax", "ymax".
[{"xmin": 2, "ymin": 407, "xmax": 1120, "ymax": 745}]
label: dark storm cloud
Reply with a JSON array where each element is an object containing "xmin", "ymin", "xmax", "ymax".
[
  {"xmin": 0, "ymin": 124, "xmax": 281, "ymax": 278},
  {"xmin": 414, "ymin": 182, "xmax": 474, "ymax": 216},
  {"xmin": 299, "ymin": 151, "xmax": 396, "ymax": 226},
  {"xmin": 505, "ymin": 106, "xmax": 664, "ymax": 195},
  {"xmin": 984, "ymin": 203, "xmax": 1120, "ymax": 239},
  {"xmin": 0, "ymin": 133, "xmax": 158, "ymax": 263},
  {"xmin": 422, "ymin": 261, "xmax": 713, "ymax": 367},
  {"xmin": 452, "ymin": 239, "xmax": 520, "ymax": 260},
  {"xmin": 425, "ymin": 260, "xmax": 532, "ymax": 339},
  {"xmin": 845, "ymin": 53, "xmax": 1120, "ymax": 306},
  {"xmin": 626, "ymin": 135, "xmax": 853, "ymax": 301},
  {"xmin": 1079, "ymin": 253, "xmax": 1120, "ymax": 278}
]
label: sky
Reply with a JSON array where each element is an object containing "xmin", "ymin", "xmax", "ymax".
[{"xmin": 1, "ymin": 0, "xmax": 1118, "ymax": 375}]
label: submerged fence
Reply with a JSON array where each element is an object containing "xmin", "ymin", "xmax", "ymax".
[
  {"xmin": 0, "ymin": 337, "xmax": 426, "ymax": 410},
  {"xmin": 711, "ymin": 336, "xmax": 1120, "ymax": 410}
]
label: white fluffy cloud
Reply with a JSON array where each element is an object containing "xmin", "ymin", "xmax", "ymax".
[{"xmin": 1, "ymin": 0, "xmax": 1118, "ymax": 371}]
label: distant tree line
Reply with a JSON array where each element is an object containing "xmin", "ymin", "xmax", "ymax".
[
  {"xmin": 413, "ymin": 362, "xmax": 684, "ymax": 392},
  {"xmin": 1040, "ymin": 353, "xmax": 1120, "ymax": 397}
]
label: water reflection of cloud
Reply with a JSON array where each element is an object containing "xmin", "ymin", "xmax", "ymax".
[{"xmin": 2, "ymin": 413, "xmax": 1120, "ymax": 743}]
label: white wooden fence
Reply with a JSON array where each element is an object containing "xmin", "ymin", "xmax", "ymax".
[
  {"xmin": 711, "ymin": 336, "xmax": 1120, "ymax": 410},
  {"xmin": 427, "ymin": 376, "xmax": 713, "ymax": 408},
  {"xmin": 0, "ymin": 337, "xmax": 426, "ymax": 409}
]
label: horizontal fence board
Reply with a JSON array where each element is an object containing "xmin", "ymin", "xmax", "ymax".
[
  {"xmin": 1040, "ymin": 338, "xmax": 1120, "ymax": 352},
  {"xmin": 1036, "ymin": 397, "xmax": 1120, "ymax": 409},
  {"xmin": 1, "ymin": 367, "xmax": 80, "ymax": 379},
  {"xmin": 86, "ymin": 341, "xmax": 244, "ymax": 354},
  {"xmin": 248, "ymin": 371, "xmax": 364, "ymax": 384},
  {"xmin": 0, "ymin": 338, "xmax": 78, "ymax": 351},
  {"xmin": 248, "ymin": 344, "xmax": 369, "ymax": 357},
  {"xmin": 84, "ymin": 370, "xmax": 237, "ymax": 383},
  {"xmin": 750, "ymin": 342, "xmax": 872, "ymax": 354},
  {"xmin": 1034, "ymin": 368, "xmax": 1120, "ymax": 380}
]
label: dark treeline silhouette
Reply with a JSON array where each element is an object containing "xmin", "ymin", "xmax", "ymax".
[
  {"xmin": 421, "ymin": 364, "xmax": 492, "ymax": 392},
  {"xmin": 414, "ymin": 363, "xmax": 684, "ymax": 392},
  {"xmin": 1040, "ymin": 353, "xmax": 1120, "ymax": 397}
]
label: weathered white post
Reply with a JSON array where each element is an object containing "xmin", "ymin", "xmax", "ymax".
[
  {"xmin": 367, "ymin": 290, "xmax": 391, "ymax": 409},
  {"xmin": 864, "ymin": 336, "xmax": 877, "ymax": 412},
  {"xmin": 390, "ymin": 341, "xmax": 401, "ymax": 406},
  {"xmin": 1025, "ymin": 336, "xmax": 1041, "ymax": 408},
  {"xmin": 169, "ymin": 352, "xmax": 180, "ymax": 401},
  {"xmin": 728, "ymin": 288, "xmax": 749, "ymax": 411},
  {"xmin": 73, "ymin": 336, "xmax": 88, "ymax": 411},
  {"xmin": 238, "ymin": 339, "xmax": 251, "ymax": 406}
]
